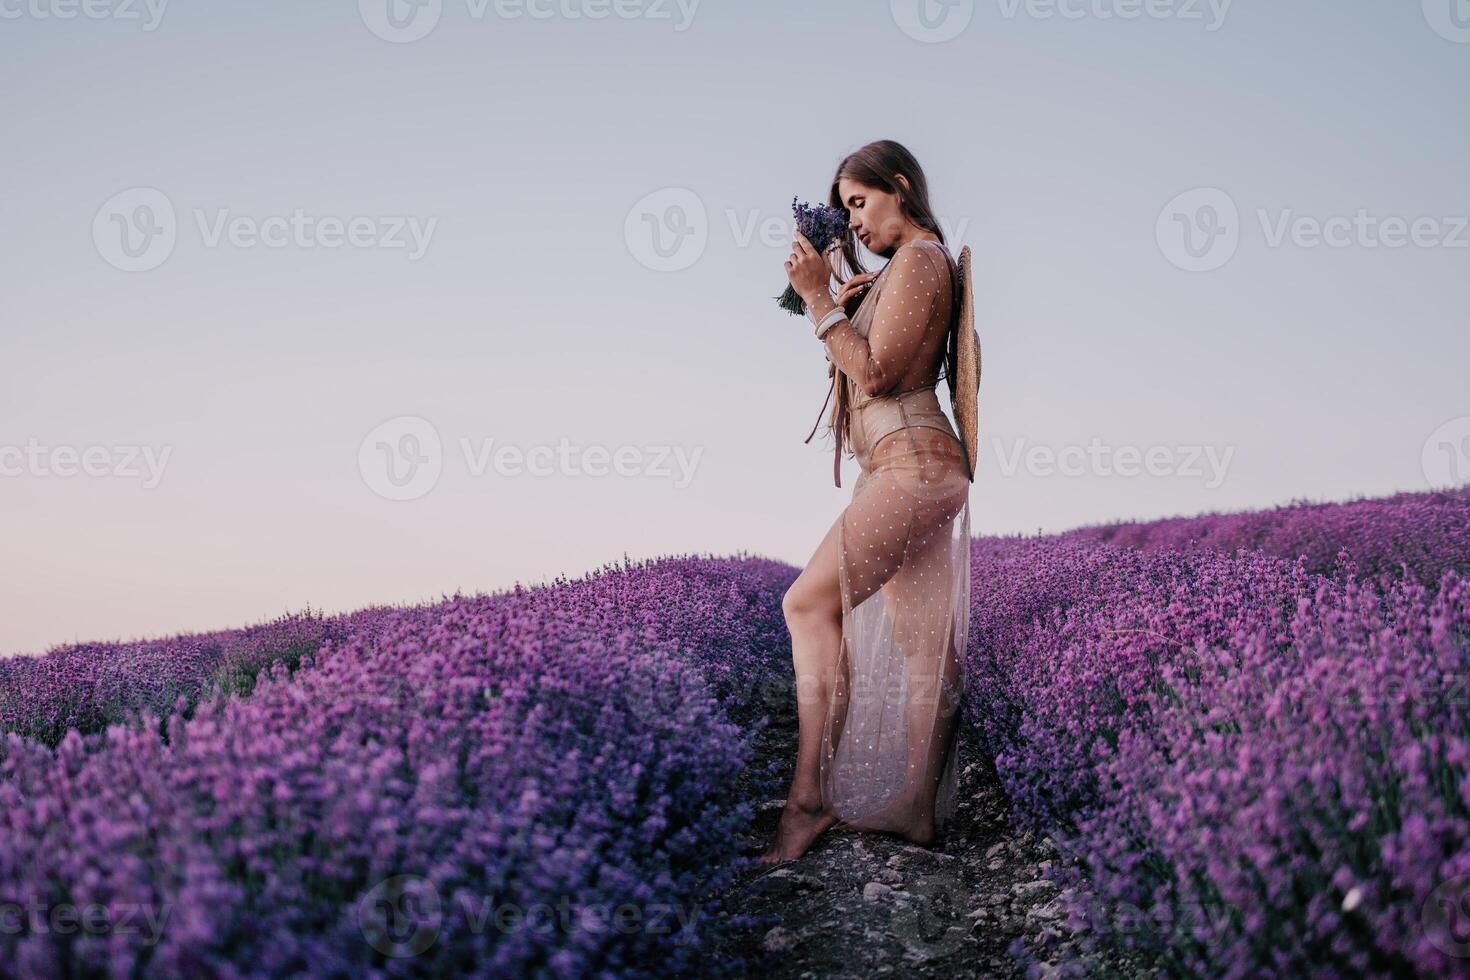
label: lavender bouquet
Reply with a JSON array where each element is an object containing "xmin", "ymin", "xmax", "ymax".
[{"xmin": 776, "ymin": 196, "xmax": 849, "ymax": 315}]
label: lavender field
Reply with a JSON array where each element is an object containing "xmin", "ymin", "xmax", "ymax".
[{"xmin": 1, "ymin": 488, "xmax": 1468, "ymax": 978}]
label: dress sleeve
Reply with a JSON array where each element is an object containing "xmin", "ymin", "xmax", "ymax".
[{"xmin": 819, "ymin": 240, "xmax": 948, "ymax": 399}]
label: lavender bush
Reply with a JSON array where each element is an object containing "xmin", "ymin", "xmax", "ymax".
[
  {"xmin": 0, "ymin": 554, "xmax": 795, "ymax": 978},
  {"xmin": 1063, "ymin": 570, "xmax": 1470, "ymax": 977},
  {"xmin": 964, "ymin": 538, "xmax": 1323, "ymax": 827},
  {"xmin": 1064, "ymin": 485, "xmax": 1470, "ymax": 585},
  {"xmin": 0, "ymin": 610, "xmax": 352, "ymax": 748},
  {"xmin": 965, "ymin": 488, "xmax": 1470, "ymax": 977}
]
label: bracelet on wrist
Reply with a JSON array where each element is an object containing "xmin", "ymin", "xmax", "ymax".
[{"xmin": 814, "ymin": 306, "xmax": 847, "ymax": 339}]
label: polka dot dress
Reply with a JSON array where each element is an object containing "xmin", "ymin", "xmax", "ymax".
[{"xmin": 814, "ymin": 238, "xmax": 971, "ymax": 834}]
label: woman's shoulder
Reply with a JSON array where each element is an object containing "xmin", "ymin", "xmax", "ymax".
[
  {"xmin": 889, "ymin": 238, "xmax": 953, "ymax": 287},
  {"xmin": 893, "ymin": 237, "xmax": 950, "ymax": 268},
  {"xmin": 901, "ymin": 236, "xmax": 947, "ymax": 254}
]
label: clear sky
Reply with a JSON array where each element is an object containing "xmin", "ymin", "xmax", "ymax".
[{"xmin": 3, "ymin": 1, "xmax": 1467, "ymax": 654}]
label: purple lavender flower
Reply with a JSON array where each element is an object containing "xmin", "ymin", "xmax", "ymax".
[{"xmin": 776, "ymin": 196, "xmax": 849, "ymax": 315}]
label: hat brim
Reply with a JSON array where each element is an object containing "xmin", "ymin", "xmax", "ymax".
[{"xmin": 954, "ymin": 245, "xmax": 980, "ymax": 482}]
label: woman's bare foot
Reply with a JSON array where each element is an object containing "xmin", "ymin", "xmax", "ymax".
[
  {"xmin": 759, "ymin": 794, "xmax": 840, "ymax": 864},
  {"xmin": 830, "ymin": 795, "xmax": 936, "ymax": 846}
]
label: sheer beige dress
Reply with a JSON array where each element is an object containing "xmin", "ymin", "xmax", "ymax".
[{"xmin": 802, "ymin": 237, "xmax": 972, "ymax": 835}]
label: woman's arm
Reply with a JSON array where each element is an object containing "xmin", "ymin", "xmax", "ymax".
[{"xmin": 803, "ymin": 240, "xmax": 949, "ymax": 398}]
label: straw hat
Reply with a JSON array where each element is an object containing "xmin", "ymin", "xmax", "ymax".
[{"xmin": 953, "ymin": 244, "xmax": 981, "ymax": 482}]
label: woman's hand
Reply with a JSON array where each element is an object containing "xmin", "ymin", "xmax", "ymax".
[
  {"xmin": 784, "ymin": 231, "xmax": 836, "ymax": 306},
  {"xmin": 835, "ymin": 271, "xmax": 879, "ymax": 318}
]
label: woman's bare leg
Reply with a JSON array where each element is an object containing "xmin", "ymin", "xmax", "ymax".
[{"xmin": 760, "ymin": 514, "xmax": 844, "ymax": 864}]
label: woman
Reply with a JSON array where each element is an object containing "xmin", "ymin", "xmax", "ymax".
[{"xmin": 761, "ymin": 140, "xmax": 975, "ymax": 865}]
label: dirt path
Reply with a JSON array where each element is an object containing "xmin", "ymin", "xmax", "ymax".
[{"xmin": 714, "ymin": 700, "xmax": 1158, "ymax": 978}]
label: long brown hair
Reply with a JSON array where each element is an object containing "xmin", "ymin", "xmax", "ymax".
[{"xmin": 820, "ymin": 140, "xmax": 959, "ymax": 450}]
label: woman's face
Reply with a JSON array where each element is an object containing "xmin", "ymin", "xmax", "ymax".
[{"xmin": 836, "ymin": 175, "xmax": 909, "ymax": 256}]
